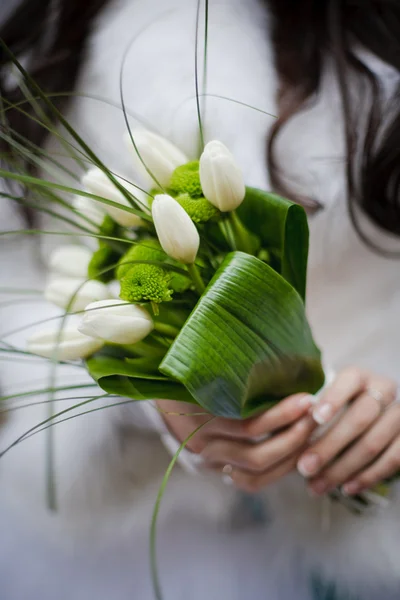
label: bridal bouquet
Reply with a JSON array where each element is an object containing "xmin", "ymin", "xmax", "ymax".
[
  {"xmin": 0, "ymin": 36, "xmax": 391, "ymax": 600},
  {"xmin": 26, "ymin": 131, "xmax": 325, "ymax": 419}
]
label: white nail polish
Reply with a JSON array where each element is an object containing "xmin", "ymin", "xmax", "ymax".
[
  {"xmin": 299, "ymin": 394, "xmax": 316, "ymax": 408},
  {"xmin": 297, "ymin": 462, "xmax": 311, "ymax": 478},
  {"xmin": 313, "ymin": 404, "xmax": 333, "ymax": 425}
]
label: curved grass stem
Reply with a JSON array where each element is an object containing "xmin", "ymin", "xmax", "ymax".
[{"xmin": 150, "ymin": 418, "xmax": 214, "ymax": 600}]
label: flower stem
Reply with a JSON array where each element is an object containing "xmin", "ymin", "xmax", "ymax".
[
  {"xmin": 229, "ymin": 210, "xmax": 253, "ymax": 254},
  {"xmin": 187, "ymin": 263, "xmax": 206, "ymax": 295},
  {"xmin": 153, "ymin": 322, "xmax": 180, "ymax": 338}
]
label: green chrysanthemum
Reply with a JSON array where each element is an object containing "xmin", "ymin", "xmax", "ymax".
[
  {"xmin": 120, "ymin": 264, "xmax": 173, "ymax": 304},
  {"xmin": 169, "ymin": 161, "xmax": 203, "ymax": 198},
  {"xmin": 88, "ymin": 246, "xmax": 120, "ymax": 282},
  {"xmin": 116, "ymin": 239, "xmax": 167, "ymax": 279},
  {"xmin": 117, "ymin": 239, "xmax": 191, "ymax": 293},
  {"xmin": 175, "ymin": 192, "xmax": 220, "ymax": 224}
]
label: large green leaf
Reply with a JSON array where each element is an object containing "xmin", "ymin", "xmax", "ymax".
[
  {"xmin": 87, "ymin": 355, "xmax": 196, "ymax": 403},
  {"xmin": 160, "ymin": 252, "xmax": 324, "ymax": 419},
  {"xmin": 238, "ymin": 188, "xmax": 309, "ymax": 300}
]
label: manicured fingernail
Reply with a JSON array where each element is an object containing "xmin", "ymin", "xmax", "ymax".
[
  {"xmin": 309, "ymin": 479, "xmax": 328, "ymax": 496},
  {"xmin": 342, "ymin": 482, "xmax": 360, "ymax": 496},
  {"xmin": 297, "ymin": 453, "xmax": 320, "ymax": 477},
  {"xmin": 222, "ymin": 464, "xmax": 233, "ymax": 475},
  {"xmin": 313, "ymin": 404, "xmax": 333, "ymax": 425},
  {"xmin": 299, "ymin": 394, "xmax": 315, "ymax": 408}
]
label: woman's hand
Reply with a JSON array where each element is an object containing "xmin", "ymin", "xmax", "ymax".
[
  {"xmin": 157, "ymin": 394, "xmax": 317, "ymax": 492},
  {"xmin": 297, "ymin": 367, "xmax": 399, "ymax": 496}
]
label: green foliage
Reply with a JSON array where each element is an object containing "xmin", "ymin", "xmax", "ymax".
[
  {"xmin": 237, "ymin": 188, "xmax": 309, "ymax": 300},
  {"xmin": 120, "ymin": 264, "xmax": 173, "ymax": 304},
  {"xmin": 98, "ymin": 214, "xmax": 118, "ymax": 241},
  {"xmin": 160, "ymin": 252, "xmax": 324, "ymax": 419},
  {"xmin": 88, "ymin": 246, "xmax": 120, "ymax": 282},
  {"xmin": 169, "ymin": 161, "xmax": 203, "ymax": 198},
  {"xmin": 175, "ymin": 192, "xmax": 219, "ymax": 223},
  {"xmin": 87, "ymin": 356, "xmax": 195, "ymax": 403}
]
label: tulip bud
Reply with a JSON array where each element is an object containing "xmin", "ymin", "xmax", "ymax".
[
  {"xmin": 125, "ymin": 130, "xmax": 188, "ymax": 188},
  {"xmin": 199, "ymin": 141, "xmax": 245, "ymax": 212},
  {"xmin": 72, "ymin": 195, "xmax": 106, "ymax": 231},
  {"xmin": 78, "ymin": 299, "xmax": 154, "ymax": 345},
  {"xmin": 27, "ymin": 326, "xmax": 103, "ymax": 360},
  {"xmin": 152, "ymin": 194, "xmax": 199, "ymax": 264},
  {"xmin": 82, "ymin": 168, "xmax": 146, "ymax": 227},
  {"xmin": 49, "ymin": 245, "xmax": 92, "ymax": 278},
  {"xmin": 44, "ymin": 277, "xmax": 112, "ymax": 312}
]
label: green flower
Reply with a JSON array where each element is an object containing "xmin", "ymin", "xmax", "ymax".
[
  {"xmin": 120, "ymin": 264, "xmax": 173, "ymax": 304},
  {"xmin": 175, "ymin": 192, "xmax": 220, "ymax": 224},
  {"xmin": 169, "ymin": 270, "xmax": 191, "ymax": 293},
  {"xmin": 169, "ymin": 161, "xmax": 203, "ymax": 198},
  {"xmin": 88, "ymin": 246, "xmax": 120, "ymax": 282},
  {"xmin": 116, "ymin": 239, "xmax": 167, "ymax": 280},
  {"xmin": 99, "ymin": 214, "xmax": 118, "ymax": 240}
]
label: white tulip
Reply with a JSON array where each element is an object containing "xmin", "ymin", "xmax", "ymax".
[
  {"xmin": 108, "ymin": 280, "xmax": 121, "ymax": 298},
  {"xmin": 72, "ymin": 195, "xmax": 106, "ymax": 231},
  {"xmin": 125, "ymin": 130, "xmax": 188, "ymax": 188},
  {"xmin": 82, "ymin": 167, "xmax": 146, "ymax": 228},
  {"xmin": 78, "ymin": 299, "xmax": 154, "ymax": 345},
  {"xmin": 44, "ymin": 277, "xmax": 112, "ymax": 312},
  {"xmin": 27, "ymin": 326, "xmax": 103, "ymax": 360},
  {"xmin": 152, "ymin": 194, "xmax": 199, "ymax": 264},
  {"xmin": 199, "ymin": 140, "xmax": 246, "ymax": 212},
  {"xmin": 49, "ymin": 245, "xmax": 92, "ymax": 278}
]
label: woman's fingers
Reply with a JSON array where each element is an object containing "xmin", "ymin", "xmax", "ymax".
[
  {"xmin": 342, "ymin": 434, "xmax": 400, "ymax": 496},
  {"xmin": 297, "ymin": 393, "xmax": 380, "ymax": 478},
  {"xmin": 308, "ymin": 403, "xmax": 400, "ymax": 495},
  {"xmin": 156, "ymin": 394, "xmax": 316, "ymax": 456},
  {"xmin": 208, "ymin": 393, "xmax": 315, "ymax": 442},
  {"xmin": 230, "ymin": 453, "xmax": 300, "ymax": 494},
  {"xmin": 203, "ymin": 415, "xmax": 316, "ymax": 473},
  {"xmin": 311, "ymin": 367, "xmax": 367, "ymax": 425},
  {"xmin": 297, "ymin": 374, "xmax": 397, "ymax": 479}
]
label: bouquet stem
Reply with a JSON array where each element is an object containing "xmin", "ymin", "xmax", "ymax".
[
  {"xmin": 153, "ymin": 322, "xmax": 180, "ymax": 339},
  {"xmin": 229, "ymin": 210, "xmax": 255, "ymax": 254},
  {"xmin": 187, "ymin": 263, "xmax": 206, "ymax": 294}
]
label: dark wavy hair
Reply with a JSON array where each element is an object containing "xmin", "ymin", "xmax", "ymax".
[
  {"xmin": 1, "ymin": 0, "xmax": 400, "ymax": 248},
  {"xmin": 267, "ymin": 0, "xmax": 400, "ymax": 252}
]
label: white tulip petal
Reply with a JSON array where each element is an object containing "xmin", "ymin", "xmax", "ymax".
[
  {"xmin": 27, "ymin": 326, "xmax": 103, "ymax": 360},
  {"xmin": 72, "ymin": 195, "xmax": 106, "ymax": 231},
  {"xmin": 82, "ymin": 167, "xmax": 146, "ymax": 227},
  {"xmin": 49, "ymin": 245, "xmax": 92, "ymax": 278},
  {"xmin": 44, "ymin": 277, "xmax": 112, "ymax": 312},
  {"xmin": 199, "ymin": 140, "xmax": 245, "ymax": 212},
  {"xmin": 125, "ymin": 130, "xmax": 188, "ymax": 188},
  {"xmin": 78, "ymin": 299, "xmax": 154, "ymax": 345},
  {"xmin": 152, "ymin": 194, "xmax": 199, "ymax": 264},
  {"xmin": 108, "ymin": 280, "xmax": 121, "ymax": 298}
]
